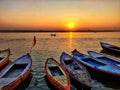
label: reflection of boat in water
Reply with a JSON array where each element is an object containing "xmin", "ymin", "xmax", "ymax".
[{"xmin": 51, "ymin": 34, "xmax": 56, "ymax": 36}]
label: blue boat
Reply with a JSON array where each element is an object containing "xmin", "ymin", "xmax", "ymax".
[
  {"xmin": 88, "ymin": 51, "xmax": 120, "ymax": 68},
  {"xmin": 60, "ymin": 52, "xmax": 92, "ymax": 88},
  {"xmin": 72, "ymin": 49, "xmax": 120, "ymax": 80}
]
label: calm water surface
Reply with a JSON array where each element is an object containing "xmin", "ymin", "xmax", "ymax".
[{"xmin": 0, "ymin": 32, "xmax": 120, "ymax": 90}]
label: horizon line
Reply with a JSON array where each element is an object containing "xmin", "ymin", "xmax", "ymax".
[{"xmin": 0, "ymin": 30, "xmax": 120, "ymax": 33}]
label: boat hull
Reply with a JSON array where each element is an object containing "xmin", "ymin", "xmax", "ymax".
[
  {"xmin": 72, "ymin": 49, "xmax": 120, "ymax": 81},
  {"xmin": 60, "ymin": 52, "xmax": 92, "ymax": 88},
  {"xmin": 46, "ymin": 72, "xmax": 70, "ymax": 90},
  {"xmin": 102, "ymin": 46, "xmax": 120, "ymax": 54},
  {"xmin": 88, "ymin": 51, "xmax": 120, "ymax": 68},
  {"xmin": 0, "ymin": 48, "xmax": 10, "ymax": 68},
  {"xmin": 0, "ymin": 53, "xmax": 32, "ymax": 90},
  {"xmin": 44, "ymin": 58, "xmax": 70, "ymax": 90},
  {"xmin": 2, "ymin": 68, "xmax": 31, "ymax": 90},
  {"xmin": 75, "ymin": 57, "xmax": 120, "ymax": 80},
  {"xmin": 100, "ymin": 42, "xmax": 120, "ymax": 54},
  {"xmin": 0, "ymin": 57, "xmax": 9, "ymax": 69},
  {"xmin": 70, "ymin": 76, "xmax": 91, "ymax": 90}
]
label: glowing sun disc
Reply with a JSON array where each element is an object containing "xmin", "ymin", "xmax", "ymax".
[{"xmin": 67, "ymin": 22, "xmax": 75, "ymax": 29}]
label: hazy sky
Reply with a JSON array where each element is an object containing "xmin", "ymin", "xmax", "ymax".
[{"xmin": 0, "ymin": 0, "xmax": 120, "ymax": 31}]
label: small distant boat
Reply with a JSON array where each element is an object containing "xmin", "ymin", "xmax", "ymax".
[
  {"xmin": 51, "ymin": 34, "xmax": 56, "ymax": 36},
  {"xmin": 0, "ymin": 48, "xmax": 10, "ymax": 68},
  {"xmin": 72, "ymin": 49, "xmax": 120, "ymax": 80},
  {"xmin": 0, "ymin": 53, "xmax": 32, "ymax": 90},
  {"xmin": 100, "ymin": 42, "xmax": 120, "ymax": 54},
  {"xmin": 44, "ymin": 58, "xmax": 70, "ymax": 90},
  {"xmin": 88, "ymin": 51, "xmax": 120, "ymax": 68},
  {"xmin": 60, "ymin": 52, "xmax": 92, "ymax": 88}
]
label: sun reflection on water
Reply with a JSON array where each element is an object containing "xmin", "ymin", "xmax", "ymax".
[
  {"xmin": 68, "ymin": 32, "xmax": 73, "ymax": 51},
  {"xmin": 69, "ymin": 32, "xmax": 73, "ymax": 38}
]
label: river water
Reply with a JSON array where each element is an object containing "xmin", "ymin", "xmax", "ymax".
[{"xmin": 0, "ymin": 32, "xmax": 120, "ymax": 90}]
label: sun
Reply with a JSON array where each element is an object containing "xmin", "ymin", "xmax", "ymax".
[{"xmin": 67, "ymin": 22, "xmax": 75, "ymax": 29}]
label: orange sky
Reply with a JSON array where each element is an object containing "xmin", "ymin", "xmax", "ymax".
[{"xmin": 0, "ymin": 0, "xmax": 120, "ymax": 31}]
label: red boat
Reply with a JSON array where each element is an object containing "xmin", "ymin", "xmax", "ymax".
[
  {"xmin": 0, "ymin": 48, "xmax": 10, "ymax": 68},
  {"xmin": 44, "ymin": 58, "xmax": 70, "ymax": 90},
  {"xmin": 0, "ymin": 53, "xmax": 32, "ymax": 90}
]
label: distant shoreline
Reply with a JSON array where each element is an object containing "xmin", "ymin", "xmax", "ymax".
[{"xmin": 0, "ymin": 30, "xmax": 120, "ymax": 33}]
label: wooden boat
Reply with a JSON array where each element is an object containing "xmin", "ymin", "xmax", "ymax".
[
  {"xmin": 88, "ymin": 51, "xmax": 120, "ymax": 68},
  {"xmin": 44, "ymin": 58, "xmax": 70, "ymax": 90},
  {"xmin": 60, "ymin": 52, "xmax": 92, "ymax": 88},
  {"xmin": 51, "ymin": 34, "xmax": 56, "ymax": 36},
  {"xmin": 0, "ymin": 48, "xmax": 10, "ymax": 68},
  {"xmin": 0, "ymin": 53, "xmax": 32, "ymax": 90},
  {"xmin": 72, "ymin": 49, "xmax": 120, "ymax": 80},
  {"xmin": 100, "ymin": 42, "xmax": 120, "ymax": 54}
]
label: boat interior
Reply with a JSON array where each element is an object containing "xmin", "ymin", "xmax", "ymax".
[
  {"xmin": 2, "ymin": 64, "xmax": 27, "ymax": 78},
  {"xmin": 49, "ymin": 66, "xmax": 64, "ymax": 76},
  {"xmin": 98, "ymin": 57, "xmax": 120, "ymax": 65},
  {"xmin": 0, "ymin": 57, "xmax": 4, "ymax": 61},
  {"xmin": 64, "ymin": 59, "xmax": 73, "ymax": 65},
  {"xmin": 81, "ymin": 58, "xmax": 106, "ymax": 67},
  {"xmin": 64, "ymin": 59, "xmax": 80, "ymax": 70}
]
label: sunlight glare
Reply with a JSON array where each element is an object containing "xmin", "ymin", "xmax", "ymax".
[
  {"xmin": 69, "ymin": 32, "xmax": 73, "ymax": 38},
  {"xmin": 67, "ymin": 22, "xmax": 75, "ymax": 29}
]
